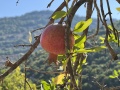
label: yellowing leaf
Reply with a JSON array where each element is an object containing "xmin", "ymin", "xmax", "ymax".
[
  {"xmin": 52, "ymin": 74, "xmax": 65, "ymax": 84},
  {"xmin": 116, "ymin": 7, "xmax": 120, "ymax": 12},
  {"xmin": 28, "ymin": 31, "xmax": 32, "ymax": 43}
]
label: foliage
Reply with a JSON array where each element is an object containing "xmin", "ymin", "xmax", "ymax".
[{"xmin": 0, "ymin": 67, "xmax": 36, "ymax": 90}]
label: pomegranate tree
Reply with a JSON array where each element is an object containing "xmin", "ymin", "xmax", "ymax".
[{"xmin": 40, "ymin": 23, "xmax": 74, "ymax": 64}]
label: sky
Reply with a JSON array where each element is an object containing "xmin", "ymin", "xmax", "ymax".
[{"xmin": 0, "ymin": 0, "xmax": 120, "ymax": 19}]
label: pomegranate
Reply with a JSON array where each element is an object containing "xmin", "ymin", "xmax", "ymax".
[{"xmin": 40, "ymin": 23, "xmax": 74, "ymax": 64}]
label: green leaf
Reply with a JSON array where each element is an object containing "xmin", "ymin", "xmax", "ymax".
[
  {"xmin": 57, "ymin": 55, "xmax": 65, "ymax": 60},
  {"xmin": 74, "ymin": 18, "xmax": 92, "ymax": 33},
  {"xmin": 75, "ymin": 35, "xmax": 86, "ymax": 49},
  {"xmin": 113, "ymin": 70, "xmax": 119, "ymax": 77},
  {"xmin": 118, "ymin": 62, "xmax": 120, "ymax": 64},
  {"xmin": 108, "ymin": 25, "xmax": 113, "ymax": 31},
  {"xmin": 74, "ymin": 21, "xmax": 85, "ymax": 32},
  {"xmin": 116, "ymin": 7, "xmax": 120, "ymax": 12},
  {"xmin": 41, "ymin": 80, "xmax": 50, "ymax": 90},
  {"xmin": 52, "ymin": 11, "xmax": 66, "ymax": 20},
  {"xmin": 109, "ymin": 75, "xmax": 116, "ymax": 78},
  {"xmin": 76, "ymin": 65, "xmax": 82, "ymax": 73},
  {"xmin": 28, "ymin": 31, "xmax": 32, "ymax": 43},
  {"xmin": 76, "ymin": 46, "xmax": 106, "ymax": 53},
  {"xmin": 81, "ymin": 56, "xmax": 87, "ymax": 65},
  {"xmin": 99, "ymin": 36, "xmax": 105, "ymax": 43},
  {"xmin": 118, "ymin": 70, "xmax": 120, "ymax": 74}
]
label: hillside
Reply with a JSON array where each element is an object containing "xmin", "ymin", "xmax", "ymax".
[
  {"xmin": 0, "ymin": 10, "xmax": 99, "ymax": 61},
  {"xmin": 0, "ymin": 10, "xmax": 53, "ymax": 60}
]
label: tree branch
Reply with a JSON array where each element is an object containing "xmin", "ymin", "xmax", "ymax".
[{"xmin": 116, "ymin": 0, "xmax": 120, "ymax": 4}]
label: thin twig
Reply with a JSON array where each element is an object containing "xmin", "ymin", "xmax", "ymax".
[
  {"xmin": 31, "ymin": 27, "xmax": 45, "ymax": 33},
  {"xmin": 47, "ymin": 0, "xmax": 54, "ymax": 8},
  {"xmin": 14, "ymin": 44, "xmax": 32, "ymax": 47},
  {"xmin": 26, "ymin": 80, "xmax": 33, "ymax": 90},
  {"xmin": 106, "ymin": 0, "xmax": 119, "ymax": 46},
  {"xmin": 87, "ymin": 0, "xmax": 100, "ymax": 39},
  {"xmin": 100, "ymin": 0, "xmax": 118, "ymax": 60}
]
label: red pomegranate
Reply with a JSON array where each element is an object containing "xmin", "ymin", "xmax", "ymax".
[{"xmin": 40, "ymin": 23, "xmax": 74, "ymax": 64}]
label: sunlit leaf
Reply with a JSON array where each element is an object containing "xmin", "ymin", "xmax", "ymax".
[
  {"xmin": 113, "ymin": 70, "xmax": 119, "ymax": 77},
  {"xmin": 108, "ymin": 25, "xmax": 113, "ymax": 31},
  {"xmin": 57, "ymin": 55, "xmax": 65, "ymax": 60},
  {"xmin": 52, "ymin": 11, "xmax": 66, "ymax": 20},
  {"xmin": 74, "ymin": 18, "xmax": 92, "ymax": 32},
  {"xmin": 74, "ymin": 21, "xmax": 85, "ymax": 32},
  {"xmin": 108, "ymin": 33, "xmax": 119, "ymax": 44},
  {"xmin": 99, "ymin": 36, "xmax": 105, "ymax": 43},
  {"xmin": 71, "ymin": 53, "xmax": 77, "ymax": 62},
  {"xmin": 28, "ymin": 31, "xmax": 32, "ymax": 43},
  {"xmin": 81, "ymin": 56, "xmax": 87, "ymax": 65},
  {"xmin": 116, "ymin": 7, "xmax": 120, "ymax": 12},
  {"xmin": 118, "ymin": 70, "xmax": 120, "ymax": 74},
  {"xmin": 41, "ymin": 80, "xmax": 50, "ymax": 90},
  {"xmin": 63, "ymin": 58, "xmax": 69, "ymax": 71},
  {"xmin": 76, "ymin": 65, "xmax": 82, "ymax": 73},
  {"xmin": 74, "ymin": 33, "xmax": 81, "ymax": 40},
  {"xmin": 118, "ymin": 62, "xmax": 120, "ymax": 64},
  {"xmin": 76, "ymin": 46, "xmax": 106, "ymax": 53},
  {"xmin": 75, "ymin": 35, "xmax": 86, "ymax": 49},
  {"xmin": 52, "ymin": 74, "xmax": 65, "ymax": 85},
  {"xmin": 109, "ymin": 75, "xmax": 116, "ymax": 78}
]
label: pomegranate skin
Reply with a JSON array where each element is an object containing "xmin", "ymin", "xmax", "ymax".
[{"xmin": 40, "ymin": 23, "xmax": 74, "ymax": 64}]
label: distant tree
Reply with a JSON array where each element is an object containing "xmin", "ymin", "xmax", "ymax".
[{"xmin": 0, "ymin": 67, "xmax": 36, "ymax": 90}]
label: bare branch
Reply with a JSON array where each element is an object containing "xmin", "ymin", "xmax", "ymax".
[{"xmin": 31, "ymin": 27, "xmax": 45, "ymax": 33}]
